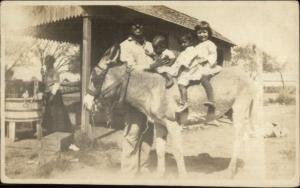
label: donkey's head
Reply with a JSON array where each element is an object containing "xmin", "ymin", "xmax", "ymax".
[
  {"xmin": 91, "ymin": 44, "xmax": 127, "ymax": 99},
  {"xmin": 86, "ymin": 44, "xmax": 130, "ymax": 126},
  {"xmin": 100, "ymin": 63, "xmax": 129, "ymax": 100}
]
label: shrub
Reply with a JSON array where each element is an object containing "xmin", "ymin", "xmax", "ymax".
[
  {"xmin": 275, "ymin": 90, "xmax": 296, "ymax": 105},
  {"xmin": 266, "ymin": 89, "xmax": 296, "ymax": 105},
  {"xmin": 264, "ymin": 86, "xmax": 296, "ymax": 94}
]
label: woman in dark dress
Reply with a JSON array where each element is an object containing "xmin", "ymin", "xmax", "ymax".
[{"xmin": 41, "ymin": 55, "xmax": 72, "ymax": 135}]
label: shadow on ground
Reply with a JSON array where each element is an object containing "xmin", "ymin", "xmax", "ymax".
[{"xmin": 149, "ymin": 151, "xmax": 244, "ymax": 175}]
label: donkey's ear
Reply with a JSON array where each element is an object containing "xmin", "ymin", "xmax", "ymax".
[
  {"xmin": 110, "ymin": 45, "xmax": 121, "ymax": 63},
  {"xmin": 109, "ymin": 44, "xmax": 121, "ymax": 62}
]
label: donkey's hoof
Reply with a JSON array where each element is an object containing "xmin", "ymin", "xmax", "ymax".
[
  {"xmin": 154, "ymin": 171, "xmax": 165, "ymax": 179},
  {"xmin": 178, "ymin": 172, "xmax": 188, "ymax": 179},
  {"xmin": 224, "ymin": 168, "xmax": 236, "ymax": 179}
]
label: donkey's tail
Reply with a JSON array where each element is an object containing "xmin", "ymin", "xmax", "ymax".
[
  {"xmin": 249, "ymin": 83, "xmax": 264, "ymax": 137},
  {"xmin": 247, "ymin": 82, "xmax": 266, "ymax": 179}
]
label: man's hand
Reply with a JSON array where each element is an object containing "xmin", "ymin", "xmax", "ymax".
[
  {"xmin": 84, "ymin": 94, "xmax": 95, "ymax": 111},
  {"xmin": 160, "ymin": 58, "xmax": 171, "ymax": 65},
  {"xmin": 41, "ymin": 65, "xmax": 46, "ymax": 73},
  {"xmin": 51, "ymin": 83, "xmax": 60, "ymax": 95}
]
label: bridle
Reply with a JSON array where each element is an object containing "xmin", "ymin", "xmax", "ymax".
[
  {"xmin": 97, "ymin": 65, "xmax": 132, "ymax": 103},
  {"xmin": 91, "ymin": 65, "xmax": 132, "ymax": 127}
]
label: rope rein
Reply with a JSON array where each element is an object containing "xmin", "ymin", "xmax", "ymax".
[
  {"xmin": 97, "ymin": 67, "xmax": 132, "ymax": 100},
  {"xmin": 90, "ymin": 66, "xmax": 132, "ymax": 130}
]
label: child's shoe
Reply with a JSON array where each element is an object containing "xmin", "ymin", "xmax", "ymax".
[
  {"xmin": 164, "ymin": 73, "xmax": 174, "ymax": 88},
  {"xmin": 176, "ymin": 101, "xmax": 188, "ymax": 113},
  {"xmin": 203, "ymin": 101, "xmax": 215, "ymax": 108}
]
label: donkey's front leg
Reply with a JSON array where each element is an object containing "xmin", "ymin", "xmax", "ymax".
[
  {"xmin": 165, "ymin": 120, "xmax": 187, "ymax": 178},
  {"xmin": 155, "ymin": 123, "xmax": 167, "ymax": 177},
  {"xmin": 227, "ymin": 104, "xmax": 247, "ymax": 179}
]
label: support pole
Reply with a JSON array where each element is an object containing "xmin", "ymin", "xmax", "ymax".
[
  {"xmin": 81, "ymin": 16, "xmax": 92, "ymax": 138},
  {"xmin": 36, "ymin": 120, "xmax": 42, "ymax": 140},
  {"xmin": 8, "ymin": 121, "xmax": 16, "ymax": 142},
  {"xmin": 243, "ymin": 45, "xmax": 265, "ymax": 180}
]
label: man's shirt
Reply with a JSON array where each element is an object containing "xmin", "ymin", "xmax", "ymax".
[{"xmin": 120, "ymin": 36, "xmax": 154, "ymax": 69}]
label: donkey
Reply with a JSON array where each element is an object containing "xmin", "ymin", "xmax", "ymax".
[{"xmin": 84, "ymin": 61, "xmax": 260, "ymax": 178}]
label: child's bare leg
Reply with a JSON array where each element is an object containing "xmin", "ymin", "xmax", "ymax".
[
  {"xmin": 201, "ymin": 75, "xmax": 215, "ymax": 107},
  {"xmin": 176, "ymin": 84, "xmax": 188, "ymax": 112},
  {"xmin": 162, "ymin": 73, "xmax": 174, "ymax": 88},
  {"xmin": 201, "ymin": 75, "xmax": 216, "ymax": 120}
]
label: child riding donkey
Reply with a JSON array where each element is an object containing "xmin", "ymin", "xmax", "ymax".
[
  {"xmin": 145, "ymin": 35, "xmax": 177, "ymax": 88},
  {"xmin": 161, "ymin": 21, "xmax": 222, "ymax": 121}
]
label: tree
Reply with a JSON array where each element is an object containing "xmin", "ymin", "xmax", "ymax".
[
  {"xmin": 231, "ymin": 44, "xmax": 258, "ymax": 78},
  {"xmin": 5, "ymin": 36, "xmax": 37, "ymax": 80},
  {"xmin": 32, "ymin": 40, "xmax": 80, "ymax": 74},
  {"xmin": 261, "ymin": 51, "xmax": 287, "ymax": 89},
  {"xmin": 232, "ymin": 43, "xmax": 287, "ymax": 89},
  {"xmin": 232, "ymin": 43, "xmax": 286, "ymax": 73},
  {"xmin": 5, "ymin": 36, "xmax": 80, "ymax": 81}
]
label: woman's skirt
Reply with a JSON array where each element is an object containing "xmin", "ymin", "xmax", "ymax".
[{"xmin": 41, "ymin": 90, "xmax": 72, "ymax": 135}]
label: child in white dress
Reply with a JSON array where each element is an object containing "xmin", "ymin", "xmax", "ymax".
[
  {"xmin": 167, "ymin": 33, "xmax": 199, "ymax": 112},
  {"xmin": 191, "ymin": 21, "xmax": 222, "ymax": 119},
  {"xmin": 169, "ymin": 22, "xmax": 222, "ymax": 117}
]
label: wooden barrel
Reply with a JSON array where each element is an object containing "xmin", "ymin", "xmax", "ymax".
[{"xmin": 5, "ymin": 98, "xmax": 43, "ymax": 122}]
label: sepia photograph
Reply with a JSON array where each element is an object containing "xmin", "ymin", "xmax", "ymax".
[{"xmin": 0, "ymin": 1, "xmax": 299, "ymax": 186}]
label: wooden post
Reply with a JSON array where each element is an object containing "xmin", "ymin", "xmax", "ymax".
[
  {"xmin": 36, "ymin": 120, "xmax": 42, "ymax": 140},
  {"xmin": 8, "ymin": 121, "xmax": 16, "ymax": 142},
  {"xmin": 254, "ymin": 46, "xmax": 264, "ymax": 131},
  {"xmin": 81, "ymin": 16, "xmax": 92, "ymax": 137}
]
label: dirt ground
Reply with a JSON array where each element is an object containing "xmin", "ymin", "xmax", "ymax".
[{"xmin": 3, "ymin": 104, "xmax": 297, "ymax": 184}]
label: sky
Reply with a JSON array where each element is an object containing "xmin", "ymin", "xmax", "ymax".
[
  {"xmin": 2, "ymin": 1, "xmax": 299, "ymax": 80},
  {"xmin": 169, "ymin": 1, "xmax": 299, "ymax": 66}
]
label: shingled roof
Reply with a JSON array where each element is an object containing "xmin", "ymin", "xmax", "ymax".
[
  {"xmin": 126, "ymin": 6, "xmax": 235, "ymax": 45},
  {"xmin": 8, "ymin": 5, "xmax": 234, "ymax": 46}
]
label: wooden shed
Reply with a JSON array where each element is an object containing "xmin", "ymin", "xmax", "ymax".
[{"xmin": 6, "ymin": 5, "xmax": 235, "ymax": 134}]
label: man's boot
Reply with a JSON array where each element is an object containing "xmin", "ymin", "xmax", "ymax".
[{"xmin": 163, "ymin": 73, "xmax": 174, "ymax": 88}]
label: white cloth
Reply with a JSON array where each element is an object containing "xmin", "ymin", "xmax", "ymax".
[
  {"xmin": 194, "ymin": 40, "xmax": 217, "ymax": 67},
  {"xmin": 165, "ymin": 46, "xmax": 196, "ymax": 76},
  {"xmin": 177, "ymin": 64, "xmax": 222, "ymax": 86},
  {"xmin": 174, "ymin": 46, "xmax": 196, "ymax": 69},
  {"xmin": 176, "ymin": 40, "xmax": 221, "ymax": 86},
  {"xmin": 161, "ymin": 49, "xmax": 176, "ymax": 60},
  {"xmin": 120, "ymin": 37, "xmax": 154, "ymax": 70},
  {"xmin": 156, "ymin": 49, "xmax": 177, "ymax": 73},
  {"xmin": 83, "ymin": 94, "xmax": 95, "ymax": 111},
  {"xmin": 51, "ymin": 83, "xmax": 60, "ymax": 95}
]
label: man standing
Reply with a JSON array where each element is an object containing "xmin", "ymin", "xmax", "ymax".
[{"xmin": 84, "ymin": 21, "xmax": 154, "ymax": 176}]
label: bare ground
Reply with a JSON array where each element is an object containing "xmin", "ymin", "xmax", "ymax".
[{"xmin": 3, "ymin": 105, "xmax": 297, "ymax": 183}]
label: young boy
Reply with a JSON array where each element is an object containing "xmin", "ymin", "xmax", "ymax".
[
  {"xmin": 167, "ymin": 33, "xmax": 199, "ymax": 112},
  {"xmin": 146, "ymin": 35, "xmax": 177, "ymax": 88}
]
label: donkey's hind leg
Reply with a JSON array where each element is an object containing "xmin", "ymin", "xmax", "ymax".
[
  {"xmin": 155, "ymin": 123, "xmax": 167, "ymax": 177},
  {"xmin": 165, "ymin": 119, "xmax": 187, "ymax": 178},
  {"xmin": 227, "ymin": 97, "xmax": 251, "ymax": 178}
]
